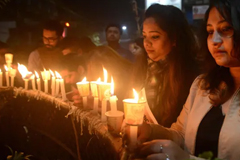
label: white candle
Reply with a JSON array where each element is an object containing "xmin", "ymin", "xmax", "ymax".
[
  {"xmin": 56, "ymin": 78, "xmax": 60, "ymax": 96},
  {"xmin": 50, "ymin": 70, "xmax": 55, "ymax": 96},
  {"xmin": 101, "ymin": 99, "xmax": 107, "ymax": 121},
  {"xmin": 110, "ymin": 77, "xmax": 117, "ymax": 111},
  {"xmin": 24, "ymin": 79, "xmax": 29, "ymax": 90},
  {"xmin": 31, "ymin": 75, "xmax": 36, "ymax": 90},
  {"xmin": 60, "ymin": 78, "xmax": 66, "ymax": 100},
  {"xmin": 35, "ymin": 71, "xmax": 41, "ymax": 91},
  {"xmin": 110, "ymin": 96, "xmax": 118, "ymax": 112},
  {"xmin": 44, "ymin": 79, "xmax": 48, "ymax": 93},
  {"xmin": 9, "ymin": 68, "xmax": 16, "ymax": 87},
  {"xmin": 0, "ymin": 69, "xmax": 2, "ymax": 87},
  {"xmin": 4, "ymin": 65, "xmax": 9, "ymax": 87},
  {"xmin": 129, "ymin": 126, "xmax": 138, "ymax": 148},
  {"xmin": 93, "ymin": 97, "xmax": 99, "ymax": 112}
]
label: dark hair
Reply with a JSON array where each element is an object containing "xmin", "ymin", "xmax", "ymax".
[
  {"xmin": 43, "ymin": 20, "xmax": 64, "ymax": 37},
  {"xmin": 59, "ymin": 54, "xmax": 86, "ymax": 72},
  {"xmin": 105, "ymin": 23, "xmax": 122, "ymax": 35},
  {"xmin": 78, "ymin": 36, "xmax": 96, "ymax": 53},
  {"xmin": 132, "ymin": 4, "xmax": 199, "ymax": 125},
  {"xmin": 199, "ymin": 0, "xmax": 240, "ymax": 106}
]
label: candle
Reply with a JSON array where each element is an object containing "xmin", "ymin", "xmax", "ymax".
[
  {"xmin": 5, "ymin": 53, "xmax": 13, "ymax": 68},
  {"xmin": 24, "ymin": 79, "xmax": 29, "ymax": 90},
  {"xmin": 50, "ymin": 70, "xmax": 55, "ymax": 96},
  {"xmin": 123, "ymin": 89, "xmax": 146, "ymax": 125},
  {"xmin": 41, "ymin": 70, "xmax": 50, "ymax": 93},
  {"xmin": 35, "ymin": 71, "xmax": 41, "ymax": 91},
  {"xmin": 129, "ymin": 125, "xmax": 138, "ymax": 149},
  {"xmin": 90, "ymin": 78, "xmax": 101, "ymax": 112},
  {"xmin": 55, "ymin": 71, "xmax": 61, "ymax": 96},
  {"xmin": 101, "ymin": 99, "xmax": 107, "ymax": 121},
  {"xmin": 76, "ymin": 77, "xmax": 90, "ymax": 108},
  {"xmin": 60, "ymin": 78, "xmax": 66, "ymax": 100},
  {"xmin": 9, "ymin": 68, "xmax": 17, "ymax": 87},
  {"xmin": 4, "ymin": 65, "xmax": 9, "ymax": 87},
  {"xmin": 31, "ymin": 75, "xmax": 36, "ymax": 90},
  {"xmin": 0, "ymin": 69, "xmax": 2, "ymax": 87},
  {"xmin": 55, "ymin": 71, "xmax": 66, "ymax": 100},
  {"xmin": 109, "ymin": 77, "xmax": 117, "ymax": 112}
]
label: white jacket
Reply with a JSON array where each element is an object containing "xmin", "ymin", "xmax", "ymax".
[{"xmin": 151, "ymin": 77, "xmax": 240, "ymax": 160}]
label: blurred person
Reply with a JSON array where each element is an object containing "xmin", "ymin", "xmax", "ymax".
[
  {"xmin": 28, "ymin": 20, "xmax": 63, "ymax": 71},
  {"xmin": 129, "ymin": 0, "xmax": 240, "ymax": 159},
  {"xmin": 0, "ymin": 41, "xmax": 10, "ymax": 65},
  {"xmin": 105, "ymin": 23, "xmax": 135, "ymax": 62}
]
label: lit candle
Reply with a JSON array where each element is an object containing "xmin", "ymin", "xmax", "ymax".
[
  {"xmin": 55, "ymin": 72, "xmax": 66, "ymax": 100},
  {"xmin": 123, "ymin": 89, "xmax": 146, "ymax": 150},
  {"xmin": 9, "ymin": 68, "xmax": 17, "ymax": 87},
  {"xmin": 109, "ymin": 77, "xmax": 118, "ymax": 112},
  {"xmin": 76, "ymin": 77, "xmax": 90, "ymax": 108},
  {"xmin": 55, "ymin": 71, "xmax": 60, "ymax": 96},
  {"xmin": 90, "ymin": 78, "xmax": 101, "ymax": 112},
  {"xmin": 41, "ymin": 70, "xmax": 50, "ymax": 93},
  {"xmin": 18, "ymin": 63, "xmax": 32, "ymax": 90},
  {"xmin": 35, "ymin": 71, "xmax": 41, "ymax": 91},
  {"xmin": 31, "ymin": 74, "xmax": 36, "ymax": 90},
  {"xmin": 50, "ymin": 70, "xmax": 55, "ymax": 96},
  {"xmin": 60, "ymin": 77, "xmax": 66, "ymax": 100},
  {"xmin": 98, "ymin": 68, "xmax": 111, "ymax": 121},
  {"xmin": 123, "ymin": 89, "xmax": 146, "ymax": 125},
  {"xmin": 0, "ymin": 69, "xmax": 2, "ymax": 87},
  {"xmin": 4, "ymin": 65, "xmax": 9, "ymax": 87}
]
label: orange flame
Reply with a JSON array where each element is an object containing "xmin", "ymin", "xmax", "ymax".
[
  {"xmin": 103, "ymin": 67, "xmax": 108, "ymax": 83},
  {"xmin": 35, "ymin": 71, "xmax": 39, "ymax": 79},
  {"xmin": 133, "ymin": 89, "xmax": 139, "ymax": 103},
  {"xmin": 55, "ymin": 71, "xmax": 62, "ymax": 79},
  {"xmin": 111, "ymin": 77, "xmax": 114, "ymax": 95}
]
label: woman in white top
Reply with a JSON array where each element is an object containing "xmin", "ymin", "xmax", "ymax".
[{"xmin": 132, "ymin": 0, "xmax": 240, "ymax": 159}]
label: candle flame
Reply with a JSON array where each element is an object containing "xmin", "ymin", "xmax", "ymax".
[
  {"xmin": 111, "ymin": 77, "xmax": 114, "ymax": 95},
  {"xmin": 55, "ymin": 71, "xmax": 62, "ymax": 79},
  {"xmin": 0, "ymin": 69, "xmax": 1, "ymax": 72},
  {"xmin": 133, "ymin": 89, "xmax": 139, "ymax": 102},
  {"xmin": 4, "ymin": 65, "xmax": 8, "ymax": 71},
  {"xmin": 81, "ymin": 77, "xmax": 87, "ymax": 82},
  {"xmin": 18, "ymin": 63, "xmax": 30, "ymax": 78},
  {"xmin": 49, "ymin": 69, "xmax": 55, "ymax": 77},
  {"xmin": 35, "ymin": 71, "xmax": 39, "ymax": 79},
  {"xmin": 97, "ymin": 78, "xmax": 101, "ymax": 82},
  {"xmin": 103, "ymin": 67, "xmax": 108, "ymax": 83}
]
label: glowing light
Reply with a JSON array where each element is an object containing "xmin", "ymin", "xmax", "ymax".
[
  {"xmin": 111, "ymin": 77, "xmax": 114, "ymax": 95},
  {"xmin": 103, "ymin": 68, "xmax": 108, "ymax": 83},
  {"xmin": 65, "ymin": 22, "xmax": 70, "ymax": 27},
  {"xmin": 55, "ymin": 71, "xmax": 62, "ymax": 79},
  {"xmin": 133, "ymin": 89, "xmax": 139, "ymax": 103}
]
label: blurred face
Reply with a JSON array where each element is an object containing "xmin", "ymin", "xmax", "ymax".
[
  {"xmin": 106, "ymin": 27, "xmax": 120, "ymax": 43},
  {"xmin": 43, "ymin": 29, "xmax": 60, "ymax": 49},
  {"xmin": 143, "ymin": 17, "xmax": 174, "ymax": 61},
  {"xmin": 207, "ymin": 7, "xmax": 240, "ymax": 67},
  {"xmin": 61, "ymin": 69, "xmax": 80, "ymax": 85}
]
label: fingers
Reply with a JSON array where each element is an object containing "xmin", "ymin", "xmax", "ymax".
[{"xmin": 139, "ymin": 140, "xmax": 169, "ymax": 157}]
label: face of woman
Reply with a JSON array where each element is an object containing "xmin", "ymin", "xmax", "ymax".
[
  {"xmin": 207, "ymin": 7, "xmax": 240, "ymax": 67},
  {"xmin": 143, "ymin": 17, "xmax": 174, "ymax": 61}
]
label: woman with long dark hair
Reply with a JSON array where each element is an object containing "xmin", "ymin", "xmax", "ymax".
[
  {"xmin": 133, "ymin": 0, "xmax": 240, "ymax": 159},
  {"xmin": 131, "ymin": 4, "xmax": 199, "ymax": 127}
]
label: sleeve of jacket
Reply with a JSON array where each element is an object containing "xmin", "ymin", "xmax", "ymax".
[
  {"xmin": 149, "ymin": 76, "xmax": 201, "ymax": 148},
  {"xmin": 28, "ymin": 50, "xmax": 39, "ymax": 71}
]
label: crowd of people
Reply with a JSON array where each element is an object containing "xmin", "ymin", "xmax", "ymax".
[{"xmin": 0, "ymin": 0, "xmax": 240, "ymax": 159}]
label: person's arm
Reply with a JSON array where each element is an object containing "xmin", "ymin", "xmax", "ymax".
[
  {"xmin": 148, "ymin": 77, "xmax": 201, "ymax": 147},
  {"xmin": 28, "ymin": 50, "xmax": 39, "ymax": 71}
]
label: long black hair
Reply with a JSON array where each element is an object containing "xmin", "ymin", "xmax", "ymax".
[{"xmin": 199, "ymin": 0, "xmax": 240, "ymax": 106}]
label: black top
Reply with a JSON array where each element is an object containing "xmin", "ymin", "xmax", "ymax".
[{"xmin": 195, "ymin": 106, "xmax": 225, "ymax": 158}]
